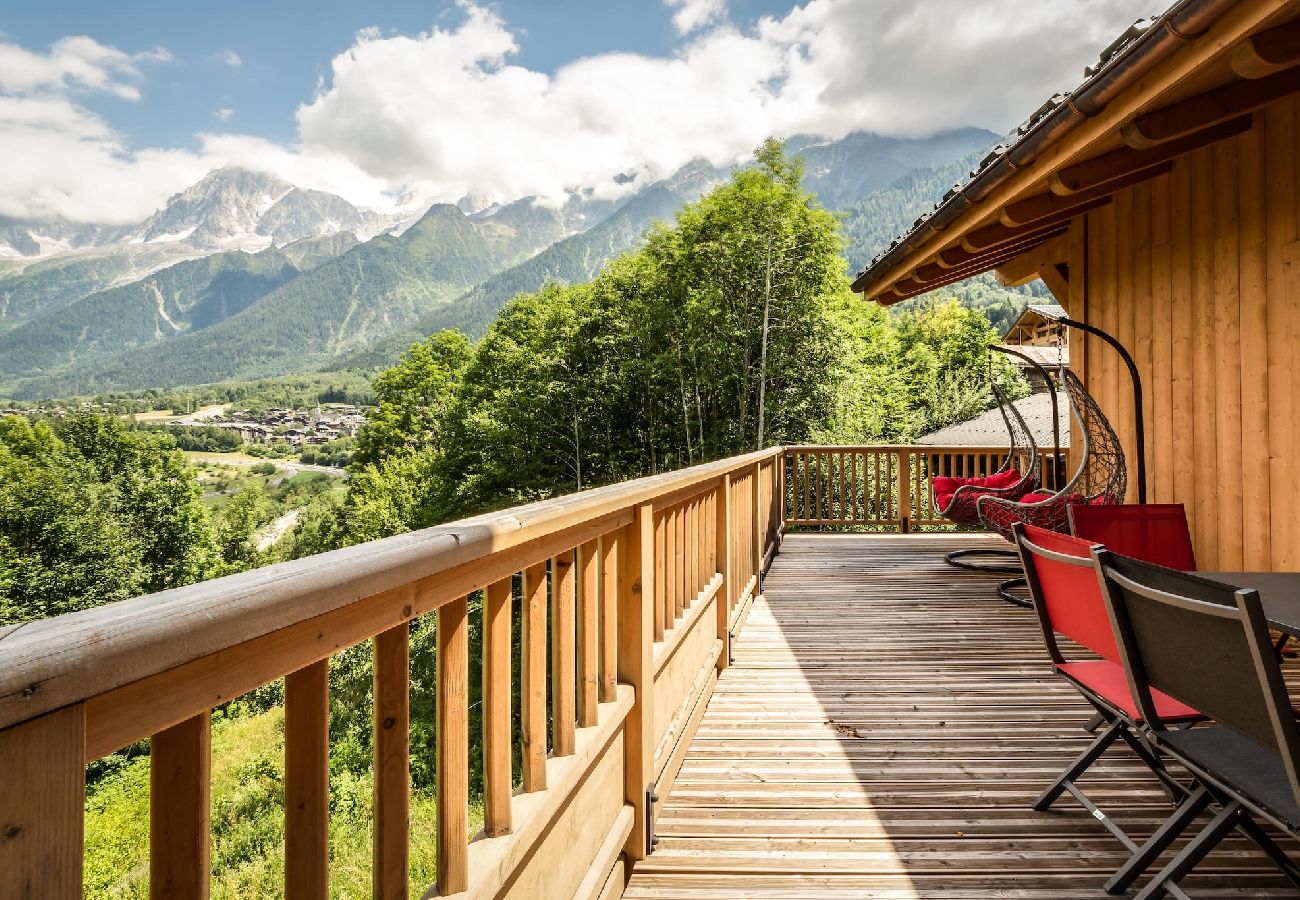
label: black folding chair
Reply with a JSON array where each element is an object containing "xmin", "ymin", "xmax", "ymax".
[{"xmin": 1094, "ymin": 550, "xmax": 1300, "ymax": 898}]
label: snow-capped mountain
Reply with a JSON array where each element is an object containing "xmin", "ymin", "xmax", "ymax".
[
  {"xmin": 0, "ymin": 167, "xmax": 408, "ymax": 260},
  {"xmin": 132, "ymin": 168, "xmax": 404, "ymax": 250}
]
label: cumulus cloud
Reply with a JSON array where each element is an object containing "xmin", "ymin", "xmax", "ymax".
[
  {"xmin": 0, "ymin": 35, "xmax": 171, "ymax": 101},
  {"xmin": 217, "ymin": 48, "xmax": 242, "ymax": 67},
  {"xmin": 665, "ymin": 0, "xmax": 727, "ymax": 34},
  {"xmin": 0, "ymin": 0, "xmax": 1154, "ymax": 223}
]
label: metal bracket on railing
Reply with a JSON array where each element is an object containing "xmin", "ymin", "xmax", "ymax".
[{"xmin": 646, "ymin": 785, "xmax": 660, "ymax": 855}]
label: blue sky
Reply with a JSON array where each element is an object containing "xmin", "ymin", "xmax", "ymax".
[
  {"xmin": 0, "ymin": 0, "xmax": 1153, "ymax": 223},
  {"xmin": 2, "ymin": 1, "xmax": 794, "ymax": 150}
]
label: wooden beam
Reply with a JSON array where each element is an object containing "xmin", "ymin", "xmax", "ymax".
[
  {"xmin": 961, "ymin": 199, "xmax": 1107, "ymax": 253},
  {"xmin": 925, "ymin": 226, "xmax": 1067, "ymax": 278},
  {"xmin": 1230, "ymin": 18, "xmax": 1300, "ymax": 79},
  {"xmin": 1039, "ymin": 263, "xmax": 1071, "ymax": 304},
  {"xmin": 892, "ymin": 237, "xmax": 1059, "ymax": 301},
  {"xmin": 1000, "ymin": 162, "xmax": 1172, "ymax": 227},
  {"xmin": 1054, "ymin": 115, "xmax": 1253, "ymax": 194},
  {"xmin": 1123, "ymin": 67, "xmax": 1300, "ymax": 149},
  {"xmin": 994, "ymin": 234, "xmax": 1069, "ymax": 287}
]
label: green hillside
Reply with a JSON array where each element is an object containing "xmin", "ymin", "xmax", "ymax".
[
  {"xmin": 0, "ymin": 249, "xmax": 300, "ymax": 382},
  {"xmin": 11, "ymin": 205, "xmax": 502, "ymax": 397}
]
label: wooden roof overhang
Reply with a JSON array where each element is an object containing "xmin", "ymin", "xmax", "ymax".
[{"xmin": 855, "ymin": 0, "xmax": 1300, "ymax": 306}]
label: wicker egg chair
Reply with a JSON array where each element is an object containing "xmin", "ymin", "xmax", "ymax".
[
  {"xmin": 939, "ymin": 346, "xmax": 1050, "ymax": 574},
  {"xmin": 978, "ymin": 367, "xmax": 1127, "ymax": 605}
]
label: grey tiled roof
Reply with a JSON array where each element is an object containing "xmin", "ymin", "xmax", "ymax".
[{"xmin": 917, "ymin": 391, "xmax": 1070, "ymax": 449}]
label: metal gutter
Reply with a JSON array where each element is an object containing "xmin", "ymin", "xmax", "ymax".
[{"xmin": 852, "ymin": 0, "xmax": 1238, "ymax": 295}]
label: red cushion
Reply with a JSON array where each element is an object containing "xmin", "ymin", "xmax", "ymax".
[
  {"xmin": 934, "ymin": 469, "xmax": 1022, "ymax": 514},
  {"xmin": 1056, "ymin": 660, "xmax": 1202, "ymax": 722}
]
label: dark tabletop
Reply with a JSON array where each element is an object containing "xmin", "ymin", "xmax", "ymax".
[{"xmin": 1199, "ymin": 572, "xmax": 1300, "ymax": 637}]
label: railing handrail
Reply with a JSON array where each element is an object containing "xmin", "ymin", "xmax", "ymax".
[{"xmin": 0, "ymin": 446, "xmax": 783, "ymax": 735}]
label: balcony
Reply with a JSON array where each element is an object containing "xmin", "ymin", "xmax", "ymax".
[{"xmin": 1, "ymin": 446, "xmax": 1294, "ymax": 897}]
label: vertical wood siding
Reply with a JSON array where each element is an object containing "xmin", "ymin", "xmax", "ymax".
[{"xmin": 1076, "ymin": 96, "xmax": 1300, "ymax": 570}]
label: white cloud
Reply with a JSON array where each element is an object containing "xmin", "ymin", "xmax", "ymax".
[
  {"xmin": 0, "ymin": 0, "xmax": 1155, "ymax": 223},
  {"xmin": 665, "ymin": 0, "xmax": 727, "ymax": 34},
  {"xmin": 0, "ymin": 35, "xmax": 170, "ymax": 101},
  {"xmin": 217, "ymin": 49, "xmax": 242, "ymax": 67},
  {"xmin": 214, "ymin": 107, "xmax": 234, "ymax": 121}
]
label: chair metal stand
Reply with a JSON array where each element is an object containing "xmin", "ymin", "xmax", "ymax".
[
  {"xmin": 944, "ymin": 547, "xmax": 1023, "ymax": 574},
  {"xmin": 996, "ymin": 576, "xmax": 1032, "ymax": 607}
]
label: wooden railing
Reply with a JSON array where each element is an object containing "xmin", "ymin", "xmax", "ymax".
[
  {"xmin": 0, "ymin": 448, "xmax": 783, "ymax": 899},
  {"xmin": 783, "ymin": 445, "xmax": 1067, "ymax": 531}
]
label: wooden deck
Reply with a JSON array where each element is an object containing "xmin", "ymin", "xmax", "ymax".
[{"xmin": 625, "ymin": 533, "xmax": 1300, "ymax": 898}]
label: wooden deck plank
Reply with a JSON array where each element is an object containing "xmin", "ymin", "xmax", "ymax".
[{"xmin": 626, "ymin": 533, "xmax": 1300, "ymax": 897}]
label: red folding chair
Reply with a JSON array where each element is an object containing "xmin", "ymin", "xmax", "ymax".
[
  {"xmin": 1068, "ymin": 503, "xmax": 1197, "ymax": 571},
  {"xmin": 1013, "ymin": 522, "xmax": 1203, "ymax": 854}
]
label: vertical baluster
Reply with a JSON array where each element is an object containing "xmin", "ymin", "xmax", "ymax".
[
  {"xmin": 552, "ymin": 550, "xmax": 576, "ymax": 758},
  {"xmin": 687, "ymin": 499, "xmax": 697, "ymax": 605},
  {"xmin": 838, "ymin": 452, "xmax": 847, "ymax": 522},
  {"xmin": 152, "ymin": 712, "xmax": 211, "ymax": 900},
  {"xmin": 653, "ymin": 514, "xmax": 666, "ymax": 642},
  {"xmin": 673, "ymin": 504, "xmax": 686, "ymax": 621},
  {"xmin": 577, "ymin": 539, "xmax": 600, "ymax": 727},
  {"xmin": 520, "ymin": 563, "xmax": 548, "ymax": 791},
  {"xmin": 873, "ymin": 451, "xmax": 882, "ymax": 522},
  {"xmin": 286, "ymin": 659, "xmax": 329, "ymax": 899},
  {"xmin": 795, "ymin": 452, "xmax": 806, "ymax": 522},
  {"xmin": 600, "ymin": 534, "xmax": 619, "ymax": 703},
  {"xmin": 373, "ymin": 621, "xmax": 410, "ymax": 900},
  {"xmin": 436, "ymin": 596, "xmax": 469, "ymax": 895},
  {"xmin": 620, "ymin": 506, "xmax": 654, "ymax": 860},
  {"xmin": 751, "ymin": 462, "xmax": 762, "ymax": 585},
  {"xmin": 717, "ymin": 474, "xmax": 733, "ymax": 672},
  {"xmin": 483, "ymin": 576, "xmax": 512, "ymax": 836}
]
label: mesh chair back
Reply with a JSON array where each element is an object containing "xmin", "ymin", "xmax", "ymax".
[
  {"xmin": 1097, "ymin": 553, "xmax": 1296, "ymax": 759},
  {"xmin": 1015, "ymin": 523, "xmax": 1119, "ymax": 662},
  {"xmin": 1069, "ymin": 503, "xmax": 1196, "ymax": 571}
]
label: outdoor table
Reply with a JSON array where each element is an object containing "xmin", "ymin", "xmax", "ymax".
[{"xmin": 1199, "ymin": 571, "xmax": 1300, "ymax": 638}]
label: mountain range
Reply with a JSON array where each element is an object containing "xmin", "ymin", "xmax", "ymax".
[{"xmin": 0, "ymin": 127, "xmax": 1013, "ymax": 399}]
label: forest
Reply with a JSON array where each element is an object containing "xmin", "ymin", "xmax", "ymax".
[{"xmin": 0, "ymin": 141, "xmax": 1024, "ymax": 896}]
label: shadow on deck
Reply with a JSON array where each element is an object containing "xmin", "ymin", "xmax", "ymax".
[{"xmin": 625, "ymin": 533, "xmax": 1300, "ymax": 898}]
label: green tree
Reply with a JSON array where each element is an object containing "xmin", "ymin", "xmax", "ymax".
[{"xmin": 350, "ymin": 329, "xmax": 473, "ymax": 468}]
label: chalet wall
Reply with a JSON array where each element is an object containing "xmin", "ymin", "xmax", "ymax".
[{"xmin": 1074, "ymin": 94, "xmax": 1300, "ymax": 570}]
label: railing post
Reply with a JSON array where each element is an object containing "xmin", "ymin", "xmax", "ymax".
[
  {"xmin": 436, "ymin": 596, "xmax": 469, "ymax": 896},
  {"xmin": 482, "ymin": 577, "xmax": 513, "ymax": 837},
  {"xmin": 716, "ymin": 474, "xmax": 733, "ymax": 672},
  {"xmin": 778, "ymin": 450, "xmax": 787, "ymax": 540},
  {"xmin": 898, "ymin": 449, "xmax": 912, "ymax": 534},
  {"xmin": 285, "ymin": 660, "xmax": 330, "ymax": 900},
  {"xmin": 751, "ymin": 462, "xmax": 762, "ymax": 590},
  {"xmin": 619, "ymin": 503, "xmax": 655, "ymax": 860},
  {"xmin": 373, "ymin": 621, "xmax": 410, "ymax": 900},
  {"xmin": 0, "ymin": 705, "xmax": 86, "ymax": 900},
  {"xmin": 152, "ymin": 712, "xmax": 212, "ymax": 900}
]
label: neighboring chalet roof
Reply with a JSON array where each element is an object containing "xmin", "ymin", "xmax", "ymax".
[
  {"xmin": 918, "ymin": 391, "xmax": 1071, "ymax": 449},
  {"xmin": 852, "ymin": 0, "xmax": 1300, "ymax": 303},
  {"xmin": 1002, "ymin": 303, "xmax": 1070, "ymax": 363},
  {"xmin": 998, "ymin": 344, "xmax": 1070, "ymax": 369}
]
